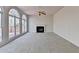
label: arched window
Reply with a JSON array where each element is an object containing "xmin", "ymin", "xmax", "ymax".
[
  {"xmin": 22, "ymin": 15, "xmax": 27, "ymax": 33},
  {"xmin": 9, "ymin": 9, "xmax": 20, "ymax": 38},
  {"xmin": 9, "ymin": 9, "xmax": 20, "ymax": 17},
  {"xmin": 0, "ymin": 8, "xmax": 2, "ymax": 42}
]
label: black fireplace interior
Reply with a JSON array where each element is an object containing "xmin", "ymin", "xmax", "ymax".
[{"xmin": 36, "ymin": 26, "xmax": 44, "ymax": 33}]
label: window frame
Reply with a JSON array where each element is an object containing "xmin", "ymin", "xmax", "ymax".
[
  {"xmin": 9, "ymin": 15, "xmax": 15, "ymax": 38},
  {"xmin": 9, "ymin": 9, "xmax": 21, "ymax": 39},
  {"xmin": 22, "ymin": 15, "xmax": 27, "ymax": 33},
  {"xmin": 0, "ymin": 7, "xmax": 28, "ymax": 47},
  {"xmin": 15, "ymin": 17, "xmax": 20, "ymax": 35},
  {"xmin": 0, "ymin": 8, "xmax": 3, "ymax": 42},
  {"xmin": 22, "ymin": 19, "xmax": 25, "ymax": 33}
]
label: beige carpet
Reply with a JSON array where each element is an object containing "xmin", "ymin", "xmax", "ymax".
[{"xmin": 0, "ymin": 32, "xmax": 79, "ymax": 53}]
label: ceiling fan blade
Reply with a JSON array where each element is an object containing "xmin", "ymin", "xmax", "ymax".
[{"xmin": 38, "ymin": 11, "xmax": 46, "ymax": 16}]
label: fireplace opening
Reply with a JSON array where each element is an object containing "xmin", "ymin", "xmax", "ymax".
[{"xmin": 36, "ymin": 26, "xmax": 44, "ymax": 33}]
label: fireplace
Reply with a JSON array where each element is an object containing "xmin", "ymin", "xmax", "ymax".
[{"xmin": 36, "ymin": 26, "xmax": 44, "ymax": 33}]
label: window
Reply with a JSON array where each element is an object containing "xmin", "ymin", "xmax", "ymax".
[
  {"xmin": 22, "ymin": 19, "xmax": 25, "ymax": 33},
  {"xmin": 22, "ymin": 15, "xmax": 27, "ymax": 33},
  {"xmin": 16, "ymin": 18, "xmax": 20, "ymax": 35},
  {"xmin": 0, "ymin": 7, "xmax": 28, "ymax": 46},
  {"xmin": 9, "ymin": 9, "xmax": 20, "ymax": 38},
  {"xmin": 0, "ymin": 8, "xmax": 2, "ymax": 42},
  {"xmin": 9, "ymin": 16, "xmax": 15, "ymax": 38},
  {"xmin": 25, "ymin": 18, "xmax": 27, "ymax": 32}
]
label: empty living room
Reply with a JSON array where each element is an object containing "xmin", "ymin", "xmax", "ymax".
[{"xmin": 0, "ymin": 6, "xmax": 79, "ymax": 53}]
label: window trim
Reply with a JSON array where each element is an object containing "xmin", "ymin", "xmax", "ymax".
[
  {"xmin": 8, "ymin": 8, "xmax": 28, "ymax": 40},
  {"xmin": 9, "ymin": 15, "xmax": 21, "ymax": 39},
  {"xmin": 9, "ymin": 9, "xmax": 21, "ymax": 39}
]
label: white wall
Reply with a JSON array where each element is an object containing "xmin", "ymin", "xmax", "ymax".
[
  {"xmin": 29, "ymin": 16, "xmax": 53, "ymax": 32},
  {"xmin": 53, "ymin": 7, "xmax": 79, "ymax": 47}
]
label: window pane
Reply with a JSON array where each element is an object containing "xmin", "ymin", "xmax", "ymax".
[
  {"xmin": 22, "ymin": 19, "xmax": 25, "ymax": 33},
  {"xmin": 0, "ymin": 8, "xmax": 1, "ymax": 11},
  {"xmin": 9, "ymin": 16, "xmax": 15, "ymax": 38},
  {"xmin": 16, "ymin": 18, "xmax": 20, "ymax": 35},
  {"xmin": 25, "ymin": 20, "xmax": 27, "ymax": 32},
  {"xmin": 22, "ymin": 15, "xmax": 27, "ymax": 33},
  {"xmin": 9, "ymin": 9, "xmax": 20, "ymax": 18},
  {"xmin": 0, "ymin": 13, "xmax": 2, "ymax": 42},
  {"xmin": 22, "ymin": 15, "xmax": 27, "ymax": 20}
]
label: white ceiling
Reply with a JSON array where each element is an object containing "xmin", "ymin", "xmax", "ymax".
[{"xmin": 18, "ymin": 6, "xmax": 63, "ymax": 16}]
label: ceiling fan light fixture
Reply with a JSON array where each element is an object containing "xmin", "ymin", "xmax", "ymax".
[{"xmin": 38, "ymin": 11, "xmax": 46, "ymax": 16}]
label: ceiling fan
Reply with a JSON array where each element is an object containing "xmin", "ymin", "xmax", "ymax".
[{"xmin": 38, "ymin": 11, "xmax": 46, "ymax": 16}]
